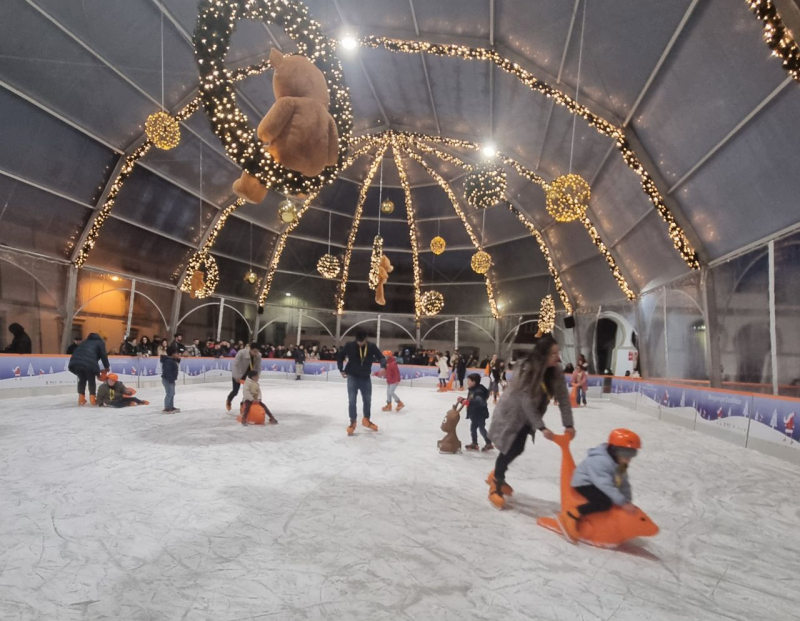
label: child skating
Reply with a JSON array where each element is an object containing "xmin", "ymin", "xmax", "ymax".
[
  {"xmin": 381, "ymin": 352, "xmax": 404, "ymax": 412},
  {"xmin": 436, "ymin": 353, "xmax": 449, "ymax": 391},
  {"xmin": 459, "ymin": 373, "xmax": 493, "ymax": 451},
  {"xmin": 241, "ymin": 370, "xmax": 277, "ymax": 425},
  {"xmin": 96, "ymin": 373, "xmax": 149, "ymax": 408},
  {"xmin": 161, "ymin": 345, "xmax": 180, "ymax": 413}
]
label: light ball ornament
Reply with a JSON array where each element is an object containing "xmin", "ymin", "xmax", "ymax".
[
  {"xmin": 145, "ymin": 111, "xmax": 180, "ymax": 150},
  {"xmin": 430, "ymin": 236, "xmax": 446, "ymax": 255},
  {"xmin": 278, "ymin": 198, "xmax": 298, "ymax": 224},
  {"xmin": 244, "ymin": 270, "xmax": 258, "ymax": 285},
  {"xmin": 316, "ymin": 253, "xmax": 341, "ymax": 279},
  {"xmin": 420, "ymin": 290, "xmax": 444, "ymax": 316},
  {"xmin": 380, "ymin": 198, "xmax": 395, "ymax": 214},
  {"xmin": 538, "ymin": 294, "xmax": 556, "ymax": 334},
  {"xmin": 546, "ymin": 173, "xmax": 591, "ymax": 223},
  {"xmin": 464, "ymin": 162, "xmax": 507, "ymax": 209},
  {"xmin": 471, "ymin": 250, "xmax": 492, "ymax": 275}
]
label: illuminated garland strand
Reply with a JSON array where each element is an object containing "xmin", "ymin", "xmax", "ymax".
[
  {"xmin": 399, "ymin": 139, "xmax": 500, "ymax": 318},
  {"xmin": 391, "ymin": 140, "xmax": 424, "ymax": 318},
  {"xmin": 748, "ymin": 0, "xmax": 800, "ymax": 82},
  {"xmin": 258, "ymin": 140, "xmax": 377, "ymax": 306},
  {"xmin": 335, "ymin": 141, "xmax": 390, "ymax": 314}
]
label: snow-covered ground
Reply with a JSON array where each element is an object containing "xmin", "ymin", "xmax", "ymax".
[{"xmin": 2, "ymin": 381, "xmax": 799, "ymax": 621}]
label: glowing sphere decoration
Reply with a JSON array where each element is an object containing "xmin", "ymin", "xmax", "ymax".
[
  {"xmin": 538, "ymin": 294, "xmax": 556, "ymax": 334},
  {"xmin": 380, "ymin": 198, "xmax": 395, "ymax": 214},
  {"xmin": 546, "ymin": 173, "xmax": 591, "ymax": 223},
  {"xmin": 278, "ymin": 198, "xmax": 298, "ymax": 224},
  {"xmin": 464, "ymin": 162, "xmax": 507, "ymax": 209},
  {"xmin": 471, "ymin": 250, "xmax": 492, "ymax": 275},
  {"xmin": 430, "ymin": 236, "xmax": 446, "ymax": 255},
  {"xmin": 145, "ymin": 111, "xmax": 180, "ymax": 150},
  {"xmin": 316, "ymin": 253, "xmax": 341, "ymax": 279},
  {"xmin": 244, "ymin": 270, "xmax": 258, "ymax": 284},
  {"xmin": 420, "ymin": 290, "xmax": 444, "ymax": 316}
]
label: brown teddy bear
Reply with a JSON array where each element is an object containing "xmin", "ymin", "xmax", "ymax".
[
  {"xmin": 189, "ymin": 269, "xmax": 205, "ymax": 300},
  {"xmin": 231, "ymin": 48, "xmax": 340, "ymax": 204},
  {"xmin": 375, "ymin": 254, "xmax": 393, "ymax": 306},
  {"xmin": 438, "ymin": 404, "xmax": 462, "ymax": 454}
]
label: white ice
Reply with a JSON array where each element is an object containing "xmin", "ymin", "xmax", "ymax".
[{"xmin": 2, "ymin": 380, "xmax": 799, "ymax": 621}]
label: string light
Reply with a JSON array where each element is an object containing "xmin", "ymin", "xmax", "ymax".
[
  {"xmin": 579, "ymin": 214, "xmax": 636, "ymax": 300},
  {"xmin": 538, "ymin": 294, "xmax": 555, "ymax": 334},
  {"xmin": 391, "ymin": 140, "xmax": 424, "ymax": 318},
  {"xmin": 749, "ymin": 1, "xmax": 800, "ymax": 82},
  {"xmin": 546, "ymin": 173, "xmax": 590, "ymax": 222},
  {"xmin": 420, "ymin": 290, "xmax": 444, "ymax": 316},
  {"xmin": 194, "ymin": 0, "xmax": 354, "ymax": 198},
  {"xmin": 335, "ymin": 141, "xmax": 389, "ymax": 314},
  {"xmin": 368, "ymin": 235, "xmax": 384, "ymax": 290},
  {"xmin": 397, "ymin": 138, "xmax": 499, "ymax": 318},
  {"xmin": 471, "ymin": 250, "xmax": 492, "ymax": 275},
  {"xmin": 464, "ymin": 162, "xmax": 507, "ymax": 209},
  {"xmin": 317, "ymin": 253, "xmax": 341, "ymax": 278},
  {"xmin": 430, "ymin": 236, "xmax": 446, "ymax": 255},
  {"xmin": 181, "ymin": 253, "xmax": 219, "ymax": 299},
  {"xmin": 145, "ymin": 111, "xmax": 180, "ymax": 150}
]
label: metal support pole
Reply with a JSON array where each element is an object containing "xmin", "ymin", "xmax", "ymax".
[
  {"xmin": 494, "ymin": 319, "xmax": 500, "ymax": 353},
  {"xmin": 376, "ymin": 314, "xmax": 382, "ymax": 349},
  {"xmin": 701, "ymin": 267, "xmax": 722, "ymax": 388},
  {"xmin": 768, "ymin": 240, "xmax": 779, "ymax": 395},
  {"xmin": 59, "ymin": 265, "xmax": 79, "ymax": 354},
  {"xmin": 124, "ymin": 279, "xmax": 136, "ymax": 339},
  {"xmin": 169, "ymin": 289, "xmax": 182, "ymax": 338},
  {"xmin": 454, "ymin": 316, "xmax": 459, "ymax": 352},
  {"xmin": 335, "ymin": 313, "xmax": 342, "ymax": 347},
  {"xmin": 415, "ymin": 322, "xmax": 421, "ymax": 349},
  {"xmin": 253, "ymin": 311, "xmax": 260, "ymax": 343},
  {"xmin": 663, "ymin": 288, "xmax": 670, "ymax": 378},
  {"xmin": 296, "ymin": 308, "xmax": 303, "ymax": 345},
  {"xmin": 634, "ymin": 301, "xmax": 649, "ymax": 379},
  {"xmin": 216, "ymin": 297, "xmax": 225, "ymax": 341}
]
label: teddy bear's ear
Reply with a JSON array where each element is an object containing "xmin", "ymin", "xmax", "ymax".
[{"xmin": 269, "ymin": 48, "xmax": 284, "ymax": 68}]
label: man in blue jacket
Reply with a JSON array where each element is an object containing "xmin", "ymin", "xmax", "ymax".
[
  {"xmin": 337, "ymin": 331, "xmax": 386, "ymax": 436},
  {"xmin": 68, "ymin": 332, "xmax": 110, "ymax": 406}
]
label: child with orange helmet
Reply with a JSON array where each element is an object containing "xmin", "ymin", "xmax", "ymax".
[
  {"xmin": 559, "ymin": 428, "xmax": 641, "ymax": 541},
  {"xmin": 96, "ymin": 373, "xmax": 149, "ymax": 408}
]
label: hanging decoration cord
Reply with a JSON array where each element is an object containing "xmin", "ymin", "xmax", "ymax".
[
  {"xmin": 377, "ymin": 155, "xmax": 384, "ymax": 236},
  {"xmin": 199, "ymin": 142, "xmax": 203, "ymax": 235},
  {"xmin": 481, "ymin": 209, "xmax": 487, "ymax": 246},
  {"xmin": 569, "ymin": 0, "xmax": 587, "ymax": 174},
  {"xmin": 327, "ymin": 210, "xmax": 332, "ymax": 254},
  {"xmin": 161, "ymin": 11, "xmax": 165, "ymax": 111}
]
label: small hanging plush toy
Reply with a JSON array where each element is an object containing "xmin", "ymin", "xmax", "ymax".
[
  {"xmin": 232, "ymin": 48, "xmax": 340, "ymax": 204},
  {"xmin": 189, "ymin": 270, "xmax": 205, "ymax": 300},
  {"xmin": 375, "ymin": 255, "xmax": 393, "ymax": 305},
  {"xmin": 438, "ymin": 402, "xmax": 462, "ymax": 454}
]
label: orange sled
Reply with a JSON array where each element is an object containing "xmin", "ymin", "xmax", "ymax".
[{"xmin": 537, "ymin": 433, "xmax": 659, "ymax": 548}]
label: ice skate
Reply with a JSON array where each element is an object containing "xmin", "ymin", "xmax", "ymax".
[
  {"xmin": 465, "ymin": 443, "xmax": 479, "ymax": 451},
  {"xmin": 78, "ymin": 394, "xmax": 87, "ymax": 406},
  {"xmin": 488, "ymin": 480, "xmax": 506, "ymax": 510},
  {"xmin": 225, "ymin": 401, "xmax": 232, "ymax": 412},
  {"xmin": 482, "ymin": 442, "xmax": 495, "ymax": 452},
  {"xmin": 268, "ymin": 417, "xmax": 278, "ymax": 424},
  {"xmin": 347, "ymin": 421, "xmax": 356, "ymax": 436},
  {"xmin": 141, "ymin": 400, "xmax": 150, "ymax": 406},
  {"xmin": 486, "ymin": 470, "xmax": 514, "ymax": 496},
  {"xmin": 362, "ymin": 417, "xmax": 378, "ymax": 431},
  {"xmin": 381, "ymin": 403, "xmax": 392, "ymax": 412},
  {"xmin": 90, "ymin": 395, "xmax": 97, "ymax": 406},
  {"xmin": 557, "ymin": 511, "xmax": 579, "ymax": 544},
  {"xmin": 395, "ymin": 401, "xmax": 404, "ymax": 412}
]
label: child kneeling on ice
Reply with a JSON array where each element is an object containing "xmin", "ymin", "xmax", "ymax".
[
  {"xmin": 459, "ymin": 373, "xmax": 493, "ymax": 451},
  {"xmin": 96, "ymin": 373, "xmax": 149, "ymax": 408},
  {"xmin": 381, "ymin": 352, "xmax": 404, "ymax": 412},
  {"xmin": 559, "ymin": 428, "xmax": 641, "ymax": 541},
  {"xmin": 241, "ymin": 369, "xmax": 277, "ymax": 425}
]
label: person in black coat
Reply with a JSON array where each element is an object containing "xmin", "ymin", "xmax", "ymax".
[
  {"xmin": 455, "ymin": 351, "xmax": 468, "ymax": 390},
  {"xmin": 4, "ymin": 323, "xmax": 32, "ymax": 354},
  {"xmin": 66, "ymin": 337, "xmax": 82, "ymax": 355},
  {"xmin": 459, "ymin": 373, "xmax": 494, "ymax": 451},
  {"xmin": 68, "ymin": 332, "xmax": 110, "ymax": 405},
  {"xmin": 293, "ymin": 345, "xmax": 306, "ymax": 380},
  {"xmin": 337, "ymin": 331, "xmax": 386, "ymax": 435}
]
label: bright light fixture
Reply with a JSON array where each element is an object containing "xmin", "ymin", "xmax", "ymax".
[
  {"xmin": 110, "ymin": 276, "xmax": 120, "ymax": 282},
  {"xmin": 285, "ymin": 292, "xmax": 292, "ymax": 297},
  {"xmin": 481, "ymin": 143, "xmax": 497, "ymax": 158},
  {"xmin": 340, "ymin": 35, "xmax": 358, "ymax": 50}
]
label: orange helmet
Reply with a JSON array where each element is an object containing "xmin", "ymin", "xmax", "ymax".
[
  {"xmin": 608, "ymin": 428, "xmax": 641, "ymax": 450},
  {"xmin": 107, "ymin": 373, "xmax": 119, "ymax": 382},
  {"xmin": 382, "ymin": 350, "xmax": 392, "ymax": 357}
]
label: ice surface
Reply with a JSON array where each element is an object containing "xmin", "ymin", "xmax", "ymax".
[{"xmin": 2, "ymin": 381, "xmax": 799, "ymax": 621}]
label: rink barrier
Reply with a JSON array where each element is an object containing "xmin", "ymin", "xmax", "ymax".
[{"xmin": 610, "ymin": 377, "xmax": 799, "ymax": 465}]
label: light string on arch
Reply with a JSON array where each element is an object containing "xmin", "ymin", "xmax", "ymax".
[
  {"xmin": 395, "ymin": 136, "xmax": 500, "ymax": 319},
  {"xmin": 395, "ymin": 131, "xmax": 635, "ymax": 302},
  {"xmin": 390, "ymin": 138, "xmax": 424, "ymax": 319},
  {"xmin": 354, "ymin": 36, "xmax": 699, "ymax": 269},
  {"xmin": 257, "ymin": 140, "xmax": 379, "ymax": 306},
  {"xmin": 748, "ymin": 0, "xmax": 800, "ymax": 82},
  {"xmin": 335, "ymin": 140, "xmax": 390, "ymax": 314}
]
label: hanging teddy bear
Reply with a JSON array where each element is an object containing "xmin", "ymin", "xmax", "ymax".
[
  {"xmin": 375, "ymin": 254, "xmax": 393, "ymax": 306},
  {"xmin": 438, "ymin": 403, "xmax": 462, "ymax": 454},
  {"xmin": 189, "ymin": 270, "xmax": 206, "ymax": 300},
  {"xmin": 232, "ymin": 48, "xmax": 340, "ymax": 204}
]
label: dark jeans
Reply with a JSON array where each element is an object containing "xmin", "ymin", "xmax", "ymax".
[
  {"xmin": 162, "ymin": 378, "xmax": 175, "ymax": 410},
  {"xmin": 575, "ymin": 484, "xmax": 613, "ymax": 516},
  {"xmin": 470, "ymin": 418, "xmax": 490, "ymax": 444},
  {"xmin": 108, "ymin": 397, "xmax": 145, "ymax": 408},
  {"xmin": 72, "ymin": 367, "xmax": 97, "ymax": 396},
  {"xmin": 227, "ymin": 378, "xmax": 242, "ymax": 405},
  {"xmin": 457, "ymin": 370, "xmax": 466, "ymax": 388},
  {"xmin": 494, "ymin": 425, "xmax": 534, "ymax": 485},
  {"xmin": 347, "ymin": 375, "xmax": 372, "ymax": 421},
  {"xmin": 576, "ymin": 386, "xmax": 587, "ymax": 405}
]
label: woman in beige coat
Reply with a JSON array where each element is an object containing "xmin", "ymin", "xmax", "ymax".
[{"xmin": 487, "ymin": 336, "xmax": 576, "ymax": 509}]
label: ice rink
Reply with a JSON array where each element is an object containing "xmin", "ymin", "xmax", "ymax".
[{"xmin": 2, "ymin": 379, "xmax": 799, "ymax": 621}]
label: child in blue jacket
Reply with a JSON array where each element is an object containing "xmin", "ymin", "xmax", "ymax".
[
  {"xmin": 458, "ymin": 373, "xmax": 494, "ymax": 451},
  {"xmin": 161, "ymin": 345, "xmax": 180, "ymax": 413}
]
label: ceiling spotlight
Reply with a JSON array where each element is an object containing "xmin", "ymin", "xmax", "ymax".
[
  {"xmin": 285, "ymin": 292, "xmax": 292, "ymax": 297},
  {"xmin": 110, "ymin": 275, "xmax": 120, "ymax": 282},
  {"xmin": 340, "ymin": 35, "xmax": 358, "ymax": 50},
  {"xmin": 481, "ymin": 143, "xmax": 497, "ymax": 158}
]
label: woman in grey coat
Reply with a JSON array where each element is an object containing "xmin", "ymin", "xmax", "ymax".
[{"xmin": 487, "ymin": 336, "xmax": 575, "ymax": 509}]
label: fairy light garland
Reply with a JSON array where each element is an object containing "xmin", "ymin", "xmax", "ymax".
[
  {"xmin": 420, "ymin": 290, "xmax": 444, "ymax": 317},
  {"xmin": 538, "ymin": 294, "xmax": 556, "ymax": 334},
  {"xmin": 391, "ymin": 140, "xmax": 424, "ymax": 318},
  {"xmin": 579, "ymin": 214, "xmax": 636, "ymax": 300},
  {"xmin": 464, "ymin": 161, "xmax": 508, "ymax": 209},
  {"xmin": 145, "ymin": 112, "xmax": 181, "ymax": 150},
  {"xmin": 335, "ymin": 142, "xmax": 389, "ymax": 314},
  {"xmin": 194, "ymin": 0, "xmax": 353, "ymax": 197},
  {"xmin": 546, "ymin": 173, "xmax": 591, "ymax": 222},
  {"xmin": 749, "ymin": 0, "xmax": 800, "ymax": 82}
]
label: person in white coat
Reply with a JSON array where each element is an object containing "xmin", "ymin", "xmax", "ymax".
[{"xmin": 436, "ymin": 353, "xmax": 450, "ymax": 390}]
